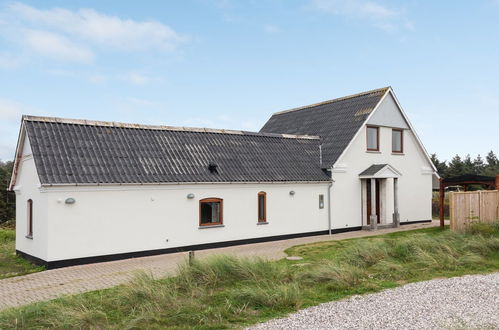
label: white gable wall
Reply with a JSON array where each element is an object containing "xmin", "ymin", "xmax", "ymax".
[
  {"xmin": 14, "ymin": 136, "xmax": 49, "ymax": 261},
  {"xmin": 367, "ymin": 93, "xmax": 409, "ymax": 129},
  {"xmin": 21, "ymin": 134, "xmax": 32, "ymax": 156},
  {"xmin": 330, "ymin": 94, "xmax": 434, "ymax": 229},
  {"xmin": 43, "ymin": 182, "xmax": 329, "ymax": 261}
]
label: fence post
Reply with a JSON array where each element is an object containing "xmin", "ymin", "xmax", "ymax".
[
  {"xmin": 479, "ymin": 191, "xmax": 482, "ymax": 221},
  {"xmin": 449, "ymin": 192, "xmax": 454, "ymax": 231},
  {"xmin": 439, "ymin": 178, "xmax": 445, "ymax": 228},
  {"xmin": 189, "ymin": 251, "xmax": 195, "ymax": 265}
]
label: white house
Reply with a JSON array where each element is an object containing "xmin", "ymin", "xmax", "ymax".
[{"xmin": 9, "ymin": 87, "xmax": 438, "ymax": 268}]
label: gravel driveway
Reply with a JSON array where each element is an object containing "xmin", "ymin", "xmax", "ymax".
[{"xmin": 250, "ymin": 273, "xmax": 499, "ymax": 330}]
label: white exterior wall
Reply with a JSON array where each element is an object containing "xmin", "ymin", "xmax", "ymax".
[
  {"xmin": 14, "ymin": 137, "xmax": 49, "ymax": 261},
  {"xmin": 42, "ymin": 183, "xmax": 329, "ymax": 261},
  {"xmin": 330, "ymin": 96, "xmax": 433, "ymax": 229}
]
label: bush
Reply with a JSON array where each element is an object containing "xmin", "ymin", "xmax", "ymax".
[
  {"xmin": 0, "ymin": 219, "xmax": 15, "ymax": 229},
  {"xmin": 466, "ymin": 221, "xmax": 499, "ymax": 237}
]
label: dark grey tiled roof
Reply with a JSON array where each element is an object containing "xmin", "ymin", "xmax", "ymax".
[
  {"xmin": 24, "ymin": 117, "xmax": 331, "ymax": 185},
  {"xmin": 359, "ymin": 164, "xmax": 388, "ymax": 176},
  {"xmin": 260, "ymin": 87, "xmax": 389, "ymax": 168}
]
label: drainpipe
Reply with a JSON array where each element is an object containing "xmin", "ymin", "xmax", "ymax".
[{"xmin": 328, "ymin": 175, "xmax": 333, "ymax": 235}]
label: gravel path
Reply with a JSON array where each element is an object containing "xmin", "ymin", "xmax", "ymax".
[{"xmin": 250, "ymin": 273, "xmax": 499, "ymax": 330}]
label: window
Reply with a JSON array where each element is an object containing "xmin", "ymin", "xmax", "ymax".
[
  {"xmin": 392, "ymin": 129, "xmax": 403, "ymax": 153},
  {"xmin": 199, "ymin": 198, "xmax": 223, "ymax": 226},
  {"xmin": 27, "ymin": 199, "xmax": 33, "ymax": 238},
  {"xmin": 258, "ymin": 192, "xmax": 266, "ymax": 222},
  {"xmin": 366, "ymin": 126, "xmax": 379, "ymax": 151},
  {"xmin": 319, "ymin": 194, "xmax": 324, "ymax": 209}
]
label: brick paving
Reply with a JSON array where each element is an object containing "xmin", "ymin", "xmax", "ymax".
[{"xmin": 0, "ymin": 221, "xmax": 438, "ymax": 310}]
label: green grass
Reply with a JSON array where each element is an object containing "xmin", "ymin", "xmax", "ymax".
[
  {"xmin": 0, "ymin": 226, "xmax": 498, "ymax": 329},
  {"xmin": 0, "ymin": 228, "xmax": 44, "ymax": 280}
]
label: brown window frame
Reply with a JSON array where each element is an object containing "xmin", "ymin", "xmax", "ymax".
[
  {"xmin": 26, "ymin": 199, "xmax": 33, "ymax": 239},
  {"xmin": 257, "ymin": 191, "xmax": 267, "ymax": 222},
  {"xmin": 199, "ymin": 198, "xmax": 223, "ymax": 226},
  {"xmin": 366, "ymin": 126, "xmax": 379, "ymax": 151},
  {"xmin": 392, "ymin": 129, "xmax": 404, "ymax": 153}
]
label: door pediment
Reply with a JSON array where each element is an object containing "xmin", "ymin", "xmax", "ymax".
[{"xmin": 359, "ymin": 164, "xmax": 401, "ymax": 179}]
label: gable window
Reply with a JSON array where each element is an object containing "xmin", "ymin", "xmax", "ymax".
[
  {"xmin": 366, "ymin": 126, "xmax": 379, "ymax": 151},
  {"xmin": 27, "ymin": 199, "xmax": 33, "ymax": 238},
  {"xmin": 319, "ymin": 194, "xmax": 324, "ymax": 209},
  {"xmin": 199, "ymin": 198, "xmax": 223, "ymax": 226},
  {"xmin": 392, "ymin": 129, "xmax": 403, "ymax": 153},
  {"xmin": 258, "ymin": 192, "xmax": 267, "ymax": 222}
]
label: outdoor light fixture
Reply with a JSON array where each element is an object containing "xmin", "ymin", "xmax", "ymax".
[
  {"xmin": 289, "ymin": 190, "xmax": 295, "ymax": 196},
  {"xmin": 65, "ymin": 198, "xmax": 76, "ymax": 204},
  {"xmin": 187, "ymin": 193, "xmax": 195, "ymax": 199}
]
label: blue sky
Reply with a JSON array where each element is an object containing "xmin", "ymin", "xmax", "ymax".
[{"xmin": 0, "ymin": 0, "xmax": 498, "ymax": 162}]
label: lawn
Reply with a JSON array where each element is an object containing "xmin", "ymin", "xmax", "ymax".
[
  {"xmin": 0, "ymin": 224, "xmax": 44, "ymax": 279},
  {"xmin": 0, "ymin": 225, "xmax": 498, "ymax": 329}
]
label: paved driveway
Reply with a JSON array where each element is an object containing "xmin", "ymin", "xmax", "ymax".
[{"xmin": 0, "ymin": 221, "xmax": 437, "ymax": 310}]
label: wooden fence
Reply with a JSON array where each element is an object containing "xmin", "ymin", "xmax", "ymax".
[{"xmin": 449, "ymin": 190, "xmax": 499, "ymax": 232}]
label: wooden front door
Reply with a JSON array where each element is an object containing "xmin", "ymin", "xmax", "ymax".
[{"xmin": 366, "ymin": 179, "xmax": 381, "ymax": 224}]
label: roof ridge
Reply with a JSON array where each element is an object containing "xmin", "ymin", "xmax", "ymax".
[
  {"xmin": 272, "ymin": 86, "xmax": 390, "ymax": 116},
  {"xmin": 22, "ymin": 115, "xmax": 321, "ymax": 140}
]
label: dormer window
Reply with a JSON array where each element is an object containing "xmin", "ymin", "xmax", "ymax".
[{"xmin": 366, "ymin": 126, "xmax": 379, "ymax": 151}]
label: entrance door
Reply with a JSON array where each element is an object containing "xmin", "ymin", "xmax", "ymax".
[{"xmin": 366, "ymin": 179, "xmax": 381, "ymax": 224}]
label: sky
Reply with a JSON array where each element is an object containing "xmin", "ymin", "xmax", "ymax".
[{"xmin": 0, "ymin": 0, "xmax": 498, "ymax": 163}]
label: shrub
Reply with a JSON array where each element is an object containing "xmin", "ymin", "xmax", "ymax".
[{"xmin": 466, "ymin": 220, "xmax": 499, "ymax": 237}]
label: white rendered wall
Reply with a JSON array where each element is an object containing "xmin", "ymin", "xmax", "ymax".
[
  {"xmin": 331, "ymin": 96, "xmax": 433, "ymax": 229},
  {"xmin": 367, "ymin": 93, "xmax": 409, "ymax": 129},
  {"xmin": 43, "ymin": 183, "xmax": 329, "ymax": 261},
  {"xmin": 14, "ymin": 136, "xmax": 49, "ymax": 260}
]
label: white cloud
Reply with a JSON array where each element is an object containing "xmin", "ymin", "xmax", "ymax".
[
  {"xmin": 0, "ymin": 52, "xmax": 23, "ymax": 69},
  {"xmin": 46, "ymin": 68, "xmax": 161, "ymax": 85},
  {"xmin": 0, "ymin": 99, "xmax": 28, "ymax": 161},
  {"xmin": 182, "ymin": 115, "xmax": 260, "ymax": 131},
  {"xmin": 127, "ymin": 97, "xmax": 158, "ymax": 107},
  {"xmin": 8, "ymin": 2, "xmax": 184, "ymax": 52},
  {"xmin": 0, "ymin": 99, "xmax": 24, "ymax": 121},
  {"xmin": 24, "ymin": 30, "xmax": 94, "ymax": 63},
  {"xmin": 263, "ymin": 24, "xmax": 281, "ymax": 34},
  {"xmin": 312, "ymin": 0, "xmax": 408, "ymax": 32},
  {"xmin": 120, "ymin": 72, "xmax": 154, "ymax": 85},
  {"xmin": 313, "ymin": 0, "xmax": 396, "ymax": 19}
]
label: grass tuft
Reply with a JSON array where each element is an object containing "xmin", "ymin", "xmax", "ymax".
[{"xmin": 0, "ymin": 229, "xmax": 44, "ymax": 279}]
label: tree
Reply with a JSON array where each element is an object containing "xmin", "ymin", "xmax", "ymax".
[
  {"xmin": 462, "ymin": 154, "xmax": 475, "ymax": 174},
  {"xmin": 430, "ymin": 153, "xmax": 448, "ymax": 177},
  {"xmin": 484, "ymin": 151, "xmax": 499, "ymax": 177},
  {"xmin": 0, "ymin": 160, "xmax": 15, "ymax": 223},
  {"xmin": 486, "ymin": 151, "xmax": 498, "ymax": 167},
  {"xmin": 473, "ymin": 154, "xmax": 485, "ymax": 175},
  {"xmin": 446, "ymin": 155, "xmax": 465, "ymax": 177}
]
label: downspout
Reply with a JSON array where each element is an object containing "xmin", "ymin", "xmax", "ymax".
[{"xmin": 328, "ymin": 170, "xmax": 333, "ymax": 235}]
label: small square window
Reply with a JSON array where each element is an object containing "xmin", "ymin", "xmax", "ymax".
[{"xmin": 199, "ymin": 198, "xmax": 223, "ymax": 226}]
